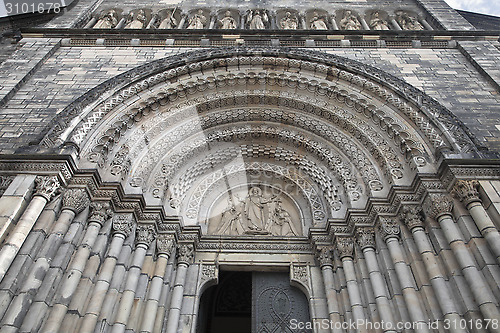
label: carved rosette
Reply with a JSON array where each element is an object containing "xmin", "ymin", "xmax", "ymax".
[
  {"xmin": 378, "ymin": 217, "xmax": 400, "ymax": 241},
  {"xmin": 136, "ymin": 225, "xmax": 156, "ymax": 246},
  {"xmin": 335, "ymin": 237, "xmax": 354, "ymax": 259},
  {"xmin": 176, "ymin": 243, "xmax": 194, "ymax": 265},
  {"xmin": 112, "ymin": 213, "xmax": 134, "ymax": 237},
  {"xmin": 62, "ymin": 188, "xmax": 90, "ymax": 214},
  {"xmin": 316, "ymin": 247, "xmax": 334, "ymax": 268},
  {"xmin": 156, "ymin": 234, "xmax": 175, "ymax": 256},
  {"xmin": 453, "ymin": 180, "xmax": 481, "ymax": 206},
  {"xmin": 89, "ymin": 201, "xmax": 113, "ymax": 226},
  {"xmin": 401, "ymin": 206, "xmax": 425, "ymax": 231},
  {"xmin": 355, "ymin": 227, "xmax": 376, "ymax": 250},
  {"xmin": 424, "ymin": 193, "xmax": 453, "ymax": 220},
  {"xmin": 34, "ymin": 176, "xmax": 61, "ymax": 201}
]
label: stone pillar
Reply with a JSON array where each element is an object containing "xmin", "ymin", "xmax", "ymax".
[
  {"xmin": 154, "ymin": 255, "xmax": 175, "ymax": 332},
  {"xmin": 0, "ymin": 175, "xmax": 60, "ymax": 282},
  {"xmin": 453, "ymin": 180, "xmax": 500, "ymax": 264},
  {"xmin": 355, "ymin": 227, "xmax": 396, "ymax": 333},
  {"xmin": 40, "ymin": 201, "xmax": 112, "ymax": 332},
  {"xmin": 335, "ymin": 237, "xmax": 366, "ymax": 332},
  {"xmin": 140, "ymin": 234, "xmax": 175, "ymax": 333},
  {"xmin": 424, "ymin": 194, "xmax": 500, "ymax": 328},
  {"xmin": 401, "ymin": 206, "xmax": 466, "ymax": 333},
  {"xmin": 165, "ymin": 243, "xmax": 194, "ymax": 333},
  {"xmin": 78, "ymin": 213, "xmax": 134, "ymax": 333},
  {"xmin": 111, "ymin": 225, "xmax": 155, "ymax": 333},
  {"xmin": 316, "ymin": 247, "xmax": 343, "ymax": 333},
  {"xmin": 0, "ymin": 188, "xmax": 89, "ymax": 329},
  {"xmin": 378, "ymin": 217, "xmax": 430, "ymax": 333}
]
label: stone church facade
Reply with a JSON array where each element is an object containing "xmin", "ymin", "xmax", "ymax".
[{"xmin": 0, "ymin": 0, "xmax": 499, "ymax": 332}]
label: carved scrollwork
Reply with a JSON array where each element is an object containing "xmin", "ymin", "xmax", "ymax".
[
  {"xmin": 176, "ymin": 243, "xmax": 194, "ymax": 265},
  {"xmin": 136, "ymin": 224, "xmax": 156, "ymax": 246},
  {"xmin": 156, "ymin": 234, "xmax": 175, "ymax": 255},
  {"xmin": 0, "ymin": 175, "xmax": 14, "ymax": 196},
  {"xmin": 89, "ymin": 201, "xmax": 113, "ymax": 226},
  {"xmin": 316, "ymin": 247, "xmax": 334, "ymax": 267},
  {"xmin": 355, "ymin": 227, "xmax": 376, "ymax": 250},
  {"xmin": 423, "ymin": 193, "xmax": 453, "ymax": 220},
  {"xmin": 34, "ymin": 176, "xmax": 61, "ymax": 201},
  {"xmin": 200, "ymin": 263, "xmax": 218, "ymax": 285},
  {"xmin": 112, "ymin": 212, "xmax": 134, "ymax": 236},
  {"xmin": 452, "ymin": 179, "xmax": 481, "ymax": 206},
  {"xmin": 291, "ymin": 264, "xmax": 309, "ymax": 286},
  {"xmin": 401, "ymin": 205, "xmax": 425, "ymax": 231},
  {"xmin": 335, "ymin": 237, "xmax": 354, "ymax": 259},
  {"xmin": 378, "ymin": 217, "xmax": 400, "ymax": 241},
  {"xmin": 62, "ymin": 188, "xmax": 90, "ymax": 214}
]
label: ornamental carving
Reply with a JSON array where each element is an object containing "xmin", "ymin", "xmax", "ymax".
[
  {"xmin": 316, "ymin": 247, "xmax": 334, "ymax": 267},
  {"xmin": 112, "ymin": 213, "xmax": 134, "ymax": 236},
  {"xmin": 89, "ymin": 201, "xmax": 113, "ymax": 225},
  {"xmin": 200, "ymin": 264, "xmax": 217, "ymax": 283},
  {"xmin": 0, "ymin": 175, "xmax": 14, "ymax": 196},
  {"xmin": 452, "ymin": 180, "xmax": 481, "ymax": 206},
  {"xmin": 136, "ymin": 225, "xmax": 156, "ymax": 245},
  {"xmin": 176, "ymin": 243, "xmax": 194, "ymax": 265},
  {"xmin": 156, "ymin": 234, "xmax": 175, "ymax": 255},
  {"xmin": 401, "ymin": 206, "xmax": 425, "ymax": 231},
  {"xmin": 335, "ymin": 237, "xmax": 354, "ymax": 259},
  {"xmin": 423, "ymin": 193, "xmax": 453, "ymax": 220},
  {"xmin": 378, "ymin": 217, "xmax": 400, "ymax": 240},
  {"xmin": 355, "ymin": 227, "xmax": 376, "ymax": 250},
  {"xmin": 291, "ymin": 264, "xmax": 309, "ymax": 286},
  {"xmin": 62, "ymin": 188, "xmax": 90, "ymax": 214},
  {"xmin": 34, "ymin": 176, "xmax": 61, "ymax": 201}
]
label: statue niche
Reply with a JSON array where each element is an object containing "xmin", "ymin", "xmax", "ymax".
[{"xmin": 210, "ymin": 187, "xmax": 301, "ymax": 236}]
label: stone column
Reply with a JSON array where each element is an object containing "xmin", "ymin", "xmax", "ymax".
[
  {"xmin": 316, "ymin": 246, "xmax": 343, "ymax": 333},
  {"xmin": 111, "ymin": 225, "xmax": 155, "ymax": 333},
  {"xmin": 424, "ymin": 194, "xmax": 500, "ymax": 328},
  {"xmin": 355, "ymin": 227, "xmax": 396, "ymax": 333},
  {"xmin": 335, "ymin": 237, "xmax": 366, "ymax": 332},
  {"xmin": 401, "ymin": 206, "xmax": 466, "ymax": 333},
  {"xmin": 78, "ymin": 213, "xmax": 134, "ymax": 333},
  {"xmin": 140, "ymin": 234, "xmax": 175, "ymax": 333},
  {"xmin": 0, "ymin": 175, "xmax": 60, "ymax": 282},
  {"xmin": 0, "ymin": 188, "xmax": 89, "ymax": 329},
  {"xmin": 378, "ymin": 217, "xmax": 430, "ymax": 333},
  {"xmin": 165, "ymin": 243, "xmax": 194, "ymax": 333},
  {"xmin": 40, "ymin": 201, "xmax": 112, "ymax": 332},
  {"xmin": 453, "ymin": 180, "xmax": 500, "ymax": 264}
]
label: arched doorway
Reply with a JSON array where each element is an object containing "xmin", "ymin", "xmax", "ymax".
[{"xmin": 197, "ymin": 270, "xmax": 312, "ymax": 333}]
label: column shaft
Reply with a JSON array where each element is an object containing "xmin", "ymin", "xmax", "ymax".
[
  {"xmin": 165, "ymin": 263, "xmax": 188, "ymax": 333},
  {"xmin": 321, "ymin": 265, "xmax": 343, "ymax": 333},
  {"xmin": 140, "ymin": 254, "xmax": 169, "ymax": 333},
  {"xmin": 467, "ymin": 202, "xmax": 500, "ymax": 264},
  {"xmin": 342, "ymin": 258, "xmax": 366, "ymax": 331}
]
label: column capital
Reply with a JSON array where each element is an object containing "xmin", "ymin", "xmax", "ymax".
[
  {"xmin": 316, "ymin": 246, "xmax": 334, "ymax": 267},
  {"xmin": 156, "ymin": 234, "xmax": 175, "ymax": 256},
  {"xmin": 378, "ymin": 217, "xmax": 400, "ymax": 241},
  {"xmin": 112, "ymin": 212, "xmax": 134, "ymax": 237},
  {"xmin": 452, "ymin": 179, "xmax": 481, "ymax": 206},
  {"xmin": 355, "ymin": 227, "xmax": 376, "ymax": 250},
  {"xmin": 176, "ymin": 243, "xmax": 194, "ymax": 265},
  {"xmin": 423, "ymin": 193, "xmax": 453, "ymax": 220},
  {"xmin": 89, "ymin": 201, "xmax": 113, "ymax": 226},
  {"xmin": 136, "ymin": 225, "xmax": 156, "ymax": 246},
  {"xmin": 62, "ymin": 188, "xmax": 90, "ymax": 214},
  {"xmin": 34, "ymin": 175, "xmax": 60, "ymax": 201},
  {"xmin": 335, "ymin": 237, "xmax": 354, "ymax": 260},
  {"xmin": 401, "ymin": 205, "xmax": 425, "ymax": 231}
]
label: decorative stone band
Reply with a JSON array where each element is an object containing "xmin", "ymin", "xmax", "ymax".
[
  {"xmin": 452, "ymin": 179, "xmax": 481, "ymax": 207},
  {"xmin": 335, "ymin": 237, "xmax": 355, "ymax": 259},
  {"xmin": 112, "ymin": 212, "xmax": 135, "ymax": 237},
  {"xmin": 316, "ymin": 246, "xmax": 334, "ymax": 268},
  {"xmin": 400, "ymin": 205, "xmax": 425, "ymax": 231},
  {"xmin": 34, "ymin": 175, "xmax": 60, "ymax": 201},
  {"xmin": 355, "ymin": 227, "xmax": 376, "ymax": 250},
  {"xmin": 156, "ymin": 233, "xmax": 175, "ymax": 256},
  {"xmin": 423, "ymin": 193, "xmax": 454, "ymax": 220},
  {"xmin": 377, "ymin": 216, "xmax": 401, "ymax": 241},
  {"xmin": 176, "ymin": 243, "xmax": 194, "ymax": 265},
  {"xmin": 89, "ymin": 201, "xmax": 113, "ymax": 226},
  {"xmin": 136, "ymin": 224, "xmax": 156, "ymax": 246},
  {"xmin": 61, "ymin": 188, "xmax": 90, "ymax": 214}
]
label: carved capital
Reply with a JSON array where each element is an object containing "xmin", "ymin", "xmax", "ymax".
[
  {"xmin": 200, "ymin": 264, "xmax": 218, "ymax": 284},
  {"xmin": 401, "ymin": 205, "xmax": 425, "ymax": 231},
  {"xmin": 316, "ymin": 247, "xmax": 334, "ymax": 267},
  {"xmin": 453, "ymin": 180, "xmax": 481, "ymax": 206},
  {"xmin": 424, "ymin": 193, "xmax": 453, "ymax": 220},
  {"xmin": 34, "ymin": 176, "xmax": 60, "ymax": 201},
  {"xmin": 378, "ymin": 217, "xmax": 400, "ymax": 241},
  {"xmin": 291, "ymin": 264, "xmax": 309, "ymax": 286},
  {"xmin": 112, "ymin": 213, "xmax": 134, "ymax": 237},
  {"xmin": 355, "ymin": 227, "xmax": 376, "ymax": 250},
  {"xmin": 62, "ymin": 188, "xmax": 90, "ymax": 214},
  {"xmin": 176, "ymin": 243, "xmax": 194, "ymax": 265},
  {"xmin": 89, "ymin": 201, "xmax": 113, "ymax": 225},
  {"xmin": 136, "ymin": 225, "xmax": 156, "ymax": 246},
  {"xmin": 156, "ymin": 234, "xmax": 175, "ymax": 256},
  {"xmin": 335, "ymin": 237, "xmax": 354, "ymax": 259}
]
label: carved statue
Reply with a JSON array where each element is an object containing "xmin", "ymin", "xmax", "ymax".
[
  {"xmin": 187, "ymin": 9, "xmax": 207, "ymax": 29},
  {"xmin": 267, "ymin": 199, "xmax": 298, "ymax": 236},
  {"xmin": 124, "ymin": 10, "xmax": 146, "ymax": 29},
  {"xmin": 369, "ymin": 11, "xmax": 390, "ymax": 30},
  {"xmin": 340, "ymin": 10, "xmax": 361, "ymax": 30},
  {"xmin": 280, "ymin": 11, "xmax": 298, "ymax": 30},
  {"xmin": 309, "ymin": 12, "xmax": 328, "ymax": 30},
  {"xmin": 396, "ymin": 11, "xmax": 424, "ymax": 30},
  {"xmin": 219, "ymin": 10, "xmax": 237, "ymax": 29},
  {"xmin": 94, "ymin": 9, "xmax": 118, "ymax": 29},
  {"xmin": 247, "ymin": 9, "xmax": 268, "ymax": 29},
  {"xmin": 215, "ymin": 199, "xmax": 245, "ymax": 235},
  {"xmin": 158, "ymin": 10, "xmax": 177, "ymax": 29}
]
